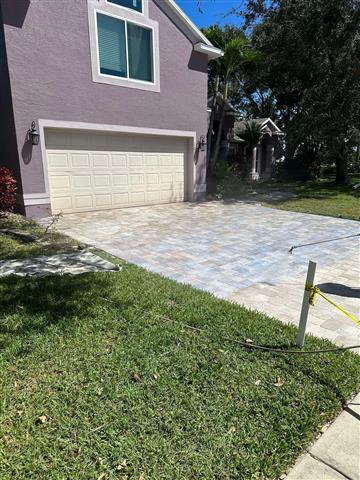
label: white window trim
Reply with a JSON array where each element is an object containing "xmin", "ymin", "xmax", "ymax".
[
  {"xmin": 88, "ymin": 0, "xmax": 160, "ymax": 92},
  {"xmin": 95, "ymin": 10, "xmax": 156, "ymax": 86},
  {"xmin": 105, "ymin": 0, "xmax": 145, "ymax": 17}
]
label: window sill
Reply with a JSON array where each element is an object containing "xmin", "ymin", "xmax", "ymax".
[{"xmin": 93, "ymin": 71, "xmax": 160, "ymax": 92}]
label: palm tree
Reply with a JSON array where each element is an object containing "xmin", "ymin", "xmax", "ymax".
[
  {"xmin": 202, "ymin": 26, "xmax": 223, "ymax": 167},
  {"xmin": 211, "ymin": 37, "xmax": 258, "ymax": 167}
]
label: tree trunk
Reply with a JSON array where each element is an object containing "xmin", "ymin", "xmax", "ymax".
[
  {"xmin": 206, "ymin": 76, "xmax": 219, "ymax": 170},
  {"xmin": 335, "ymin": 142, "xmax": 349, "ymax": 183},
  {"xmin": 335, "ymin": 155, "xmax": 348, "ymax": 183},
  {"xmin": 212, "ymin": 81, "xmax": 228, "ymax": 167}
]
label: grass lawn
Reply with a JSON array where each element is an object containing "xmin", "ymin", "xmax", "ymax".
[
  {"xmin": 1, "ymin": 216, "xmax": 360, "ymax": 479},
  {"xmin": 0, "ymin": 214, "xmax": 77, "ymax": 260},
  {"xmin": 257, "ymin": 174, "xmax": 360, "ymax": 221}
]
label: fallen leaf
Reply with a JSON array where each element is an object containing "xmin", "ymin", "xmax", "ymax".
[
  {"xmin": 254, "ymin": 380, "xmax": 261, "ymax": 386},
  {"xmin": 132, "ymin": 373, "xmax": 141, "ymax": 382},
  {"xmin": 274, "ymin": 377, "xmax": 284, "ymax": 387},
  {"xmin": 116, "ymin": 460, "xmax": 127, "ymax": 471},
  {"xmin": 228, "ymin": 426, "xmax": 236, "ymax": 434},
  {"xmin": 218, "ymin": 349, "xmax": 225, "ymax": 353},
  {"xmin": 139, "ymin": 473, "xmax": 145, "ymax": 480},
  {"xmin": 38, "ymin": 415, "xmax": 47, "ymax": 424}
]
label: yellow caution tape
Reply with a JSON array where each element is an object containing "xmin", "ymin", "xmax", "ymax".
[{"xmin": 305, "ymin": 283, "xmax": 360, "ymax": 326}]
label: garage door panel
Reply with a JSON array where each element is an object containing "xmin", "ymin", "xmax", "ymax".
[
  {"xmin": 71, "ymin": 153, "xmax": 90, "ymax": 168},
  {"xmin": 52, "ymin": 196, "xmax": 73, "ymax": 211},
  {"xmin": 128, "ymin": 154, "xmax": 143, "ymax": 167},
  {"xmin": 47, "ymin": 153, "xmax": 69, "ymax": 169},
  {"xmin": 147, "ymin": 191, "xmax": 161, "ymax": 202},
  {"xmin": 113, "ymin": 193, "xmax": 129, "ymax": 206},
  {"xmin": 94, "ymin": 175, "xmax": 111, "ymax": 187},
  {"xmin": 93, "ymin": 154, "xmax": 110, "ymax": 168},
  {"xmin": 112, "ymin": 174, "xmax": 129, "ymax": 186},
  {"xmin": 144, "ymin": 155, "xmax": 159, "ymax": 166},
  {"xmin": 111, "ymin": 154, "xmax": 127, "ymax": 167},
  {"xmin": 49, "ymin": 175, "xmax": 71, "ymax": 190},
  {"xmin": 74, "ymin": 195, "xmax": 93, "ymax": 209},
  {"xmin": 95, "ymin": 194, "xmax": 112, "ymax": 207},
  {"xmin": 46, "ymin": 130, "xmax": 186, "ymax": 213},
  {"xmin": 131, "ymin": 192, "xmax": 146, "ymax": 203},
  {"xmin": 72, "ymin": 175, "xmax": 92, "ymax": 188}
]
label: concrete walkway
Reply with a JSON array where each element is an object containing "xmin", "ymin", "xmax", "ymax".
[
  {"xmin": 287, "ymin": 392, "xmax": 360, "ymax": 480},
  {"xmin": 53, "ymin": 201, "xmax": 360, "ymax": 349}
]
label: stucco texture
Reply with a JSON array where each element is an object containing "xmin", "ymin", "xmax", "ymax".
[{"xmin": 1, "ymin": 0, "xmax": 208, "ymax": 213}]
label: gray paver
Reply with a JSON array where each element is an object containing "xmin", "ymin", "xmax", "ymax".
[{"xmin": 51, "ymin": 201, "xmax": 360, "ymax": 348}]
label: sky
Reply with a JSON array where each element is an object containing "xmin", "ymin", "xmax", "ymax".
[{"xmin": 176, "ymin": 0, "xmax": 244, "ymax": 28}]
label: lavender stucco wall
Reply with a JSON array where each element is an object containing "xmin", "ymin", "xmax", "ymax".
[
  {"xmin": 0, "ymin": 4, "xmax": 22, "ymax": 197},
  {"xmin": 1, "ymin": 0, "xmax": 208, "ymax": 215}
]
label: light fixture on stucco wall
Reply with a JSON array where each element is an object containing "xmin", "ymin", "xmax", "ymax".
[
  {"xmin": 28, "ymin": 121, "xmax": 39, "ymax": 145},
  {"xmin": 198, "ymin": 134, "xmax": 206, "ymax": 152}
]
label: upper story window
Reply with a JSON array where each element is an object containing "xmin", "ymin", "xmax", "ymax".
[
  {"xmin": 97, "ymin": 12, "xmax": 154, "ymax": 83},
  {"xmin": 88, "ymin": 0, "xmax": 159, "ymax": 92},
  {"xmin": 107, "ymin": 0, "xmax": 142, "ymax": 13}
]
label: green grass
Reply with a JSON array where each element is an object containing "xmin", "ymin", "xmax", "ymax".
[
  {"xmin": 0, "ymin": 214, "xmax": 77, "ymax": 260},
  {"xmin": 259, "ymin": 175, "xmax": 360, "ymax": 220},
  {"xmin": 1, "ymin": 216, "xmax": 359, "ymax": 479}
]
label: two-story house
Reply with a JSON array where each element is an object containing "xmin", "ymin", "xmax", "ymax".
[{"xmin": 0, "ymin": 0, "xmax": 221, "ymax": 217}]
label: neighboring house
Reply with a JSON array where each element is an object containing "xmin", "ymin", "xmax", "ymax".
[
  {"xmin": 0, "ymin": 0, "xmax": 222, "ymax": 217},
  {"xmin": 208, "ymin": 94, "xmax": 284, "ymax": 180}
]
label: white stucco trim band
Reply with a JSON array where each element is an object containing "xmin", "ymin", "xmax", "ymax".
[
  {"xmin": 23, "ymin": 193, "xmax": 51, "ymax": 206},
  {"xmin": 35, "ymin": 118, "xmax": 198, "ymax": 210}
]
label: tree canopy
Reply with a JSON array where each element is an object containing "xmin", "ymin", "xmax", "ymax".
[{"xmin": 205, "ymin": 0, "xmax": 360, "ymax": 181}]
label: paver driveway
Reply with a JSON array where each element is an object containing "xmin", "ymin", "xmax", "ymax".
[{"xmin": 54, "ymin": 201, "xmax": 360, "ymax": 348}]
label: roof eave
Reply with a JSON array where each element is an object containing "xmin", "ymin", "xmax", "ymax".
[
  {"xmin": 194, "ymin": 43, "xmax": 224, "ymax": 59},
  {"xmin": 166, "ymin": 0, "xmax": 223, "ymax": 58},
  {"xmin": 166, "ymin": 0, "xmax": 212, "ymax": 45}
]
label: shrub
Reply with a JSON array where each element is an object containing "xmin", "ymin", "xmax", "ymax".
[
  {"xmin": 0, "ymin": 167, "xmax": 17, "ymax": 216},
  {"xmin": 285, "ymin": 146, "xmax": 321, "ymax": 181},
  {"xmin": 216, "ymin": 164, "xmax": 247, "ymax": 199}
]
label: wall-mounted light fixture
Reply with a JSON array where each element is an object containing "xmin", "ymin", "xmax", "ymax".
[
  {"xmin": 28, "ymin": 121, "xmax": 39, "ymax": 145},
  {"xmin": 198, "ymin": 134, "xmax": 206, "ymax": 152}
]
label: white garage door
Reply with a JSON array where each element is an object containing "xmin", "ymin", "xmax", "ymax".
[{"xmin": 45, "ymin": 129, "xmax": 187, "ymax": 214}]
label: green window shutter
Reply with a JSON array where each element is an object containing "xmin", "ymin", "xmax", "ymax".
[
  {"xmin": 97, "ymin": 13, "xmax": 127, "ymax": 78},
  {"xmin": 127, "ymin": 23, "xmax": 153, "ymax": 82},
  {"xmin": 108, "ymin": 0, "xmax": 142, "ymax": 13}
]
